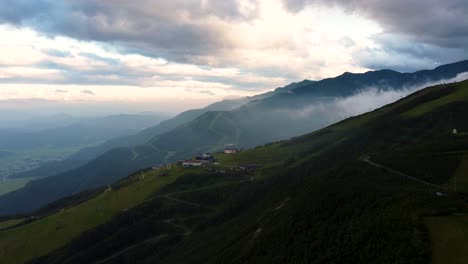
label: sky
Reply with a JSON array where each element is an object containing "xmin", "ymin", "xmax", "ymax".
[{"xmin": 0, "ymin": 0, "xmax": 467, "ymax": 115}]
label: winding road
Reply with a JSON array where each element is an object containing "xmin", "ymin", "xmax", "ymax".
[{"xmin": 361, "ymin": 156, "xmax": 448, "ymax": 190}]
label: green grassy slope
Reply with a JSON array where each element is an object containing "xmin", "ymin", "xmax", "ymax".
[
  {"xmin": 0, "ymin": 146, "xmax": 172, "ymax": 216},
  {"xmin": 0, "ymin": 167, "xmax": 187, "ymax": 264},
  {"xmin": 0, "ymin": 109, "xmax": 269, "ymax": 217},
  {"xmin": 425, "ymin": 215, "xmax": 468, "ymax": 264},
  {"xmin": 0, "ymin": 218, "xmax": 24, "ymax": 230},
  {"xmin": 448, "ymin": 155, "xmax": 468, "ymax": 192},
  {"xmin": 404, "ymin": 83, "xmax": 468, "ymax": 117},
  {"xmin": 3, "ymin": 80, "xmax": 468, "ymax": 264}
]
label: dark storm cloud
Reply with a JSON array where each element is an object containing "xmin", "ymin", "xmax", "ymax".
[
  {"xmin": 282, "ymin": 0, "xmax": 468, "ymax": 48},
  {"xmin": 0, "ymin": 0, "xmax": 259, "ymax": 62},
  {"xmin": 354, "ymin": 34, "xmax": 468, "ymax": 72},
  {"xmin": 0, "ymin": 0, "xmax": 58, "ymax": 24}
]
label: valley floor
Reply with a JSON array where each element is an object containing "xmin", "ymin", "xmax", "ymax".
[{"xmin": 0, "ymin": 177, "xmax": 34, "ymax": 196}]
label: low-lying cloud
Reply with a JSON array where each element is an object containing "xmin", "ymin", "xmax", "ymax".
[
  {"xmin": 283, "ymin": 72, "xmax": 468, "ymax": 127},
  {"xmin": 336, "ymin": 71, "xmax": 468, "ymax": 118}
]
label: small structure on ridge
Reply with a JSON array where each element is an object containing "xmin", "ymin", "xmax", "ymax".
[{"xmin": 224, "ymin": 144, "xmax": 239, "ymax": 154}]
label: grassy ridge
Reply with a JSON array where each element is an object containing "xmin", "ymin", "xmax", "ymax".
[
  {"xmin": 449, "ymin": 155, "xmax": 468, "ymax": 192},
  {"xmin": 404, "ymin": 82, "xmax": 468, "ymax": 117},
  {"xmin": 425, "ymin": 215, "xmax": 468, "ymax": 264},
  {"xmin": 0, "ymin": 219, "xmax": 24, "ymax": 230},
  {"xmin": 0, "ymin": 167, "xmax": 186, "ymax": 264}
]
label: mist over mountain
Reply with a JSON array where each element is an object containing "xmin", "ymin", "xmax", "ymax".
[
  {"xmin": 0, "ymin": 114, "xmax": 171, "ymax": 151},
  {"xmin": 0, "ymin": 151, "xmax": 13, "ymax": 158},
  {"xmin": 0, "ymin": 112, "xmax": 86, "ymax": 132},
  {"xmin": 0, "ymin": 113, "xmax": 171, "ymax": 179},
  {"xmin": 0, "ymin": 60, "xmax": 467, "ymax": 216}
]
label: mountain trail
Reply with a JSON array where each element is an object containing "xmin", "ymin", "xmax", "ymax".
[{"xmin": 361, "ymin": 156, "xmax": 448, "ymax": 190}]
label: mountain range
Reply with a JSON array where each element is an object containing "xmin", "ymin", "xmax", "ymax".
[
  {"xmin": 0, "ymin": 77, "xmax": 467, "ymax": 264},
  {"xmin": 0, "ymin": 60, "xmax": 467, "ymax": 217}
]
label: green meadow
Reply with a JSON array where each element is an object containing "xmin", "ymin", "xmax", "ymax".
[{"xmin": 0, "ymin": 167, "xmax": 187, "ymax": 264}]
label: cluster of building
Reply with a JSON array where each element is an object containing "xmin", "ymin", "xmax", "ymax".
[
  {"xmin": 147, "ymin": 143, "xmax": 264, "ymax": 183},
  {"xmin": 180, "ymin": 144, "xmax": 240, "ymax": 167},
  {"xmin": 150, "ymin": 144, "xmax": 242, "ymax": 170},
  {"xmin": 180, "ymin": 153, "xmax": 216, "ymax": 167}
]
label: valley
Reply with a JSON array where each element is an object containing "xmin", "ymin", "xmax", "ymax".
[{"xmin": 0, "ymin": 145, "xmax": 90, "ymax": 179}]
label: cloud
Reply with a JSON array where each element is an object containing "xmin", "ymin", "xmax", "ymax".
[
  {"xmin": 283, "ymin": 1, "xmax": 468, "ymax": 63},
  {"xmin": 0, "ymin": 0, "xmax": 466, "ymax": 108},
  {"xmin": 0, "ymin": 21, "xmax": 294, "ymax": 84},
  {"xmin": 0, "ymin": 0, "xmax": 260, "ymax": 63},
  {"xmin": 80, "ymin": 89, "xmax": 95, "ymax": 95},
  {"xmin": 0, "ymin": 83, "xmax": 258, "ymax": 114},
  {"xmin": 198, "ymin": 90, "xmax": 216, "ymax": 96},
  {"xmin": 55, "ymin": 89, "xmax": 68, "ymax": 93},
  {"xmin": 0, "ymin": 24, "xmax": 291, "ymax": 92},
  {"xmin": 1, "ymin": 1, "xmax": 466, "ymax": 73},
  {"xmin": 282, "ymin": 1, "xmax": 468, "ymax": 46},
  {"xmin": 353, "ymin": 35, "xmax": 467, "ymax": 73},
  {"xmin": 334, "ymin": 72, "xmax": 468, "ymax": 118},
  {"xmin": 0, "ymin": 0, "xmax": 377, "ymax": 81},
  {"xmin": 280, "ymin": 0, "xmax": 468, "ymax": 71},
  {"xmin": 0, "ymin": 66, "xmax": 64, "ymax": 81},
  {"xmin": 280, "ymin": 71, "xmax": 468, "ymax": 126}
]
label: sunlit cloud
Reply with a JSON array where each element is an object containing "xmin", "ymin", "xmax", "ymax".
[
  {"xmin": 0, "ymin": 67, "xmax": 64, "ymax": 81},
  {"xmin": 0, "ymin": 0, "xmax": 466, "ymax": 114}
]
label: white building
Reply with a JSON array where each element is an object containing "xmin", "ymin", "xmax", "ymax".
[{"xmin": 224, "ymin": 148, "xmax": 238, "ymax": 154}]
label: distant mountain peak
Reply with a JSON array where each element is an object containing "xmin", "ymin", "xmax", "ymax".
[{"xmin": 289, "ymin": 60, "xmax": 468, "ymax": 96}]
